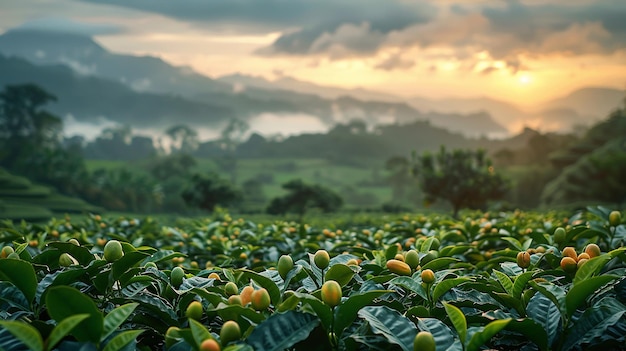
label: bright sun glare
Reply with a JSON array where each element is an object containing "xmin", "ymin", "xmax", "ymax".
[{"xmin": 518, "ymin": 74, "xmax": 531, "ymax": 85}]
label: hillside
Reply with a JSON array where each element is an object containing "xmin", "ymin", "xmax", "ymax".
[
  {"xmin": 0, "ymin": 55, "xmax": 234, "ymax": 128},
  {"xmin": 0, "ymin": 168, "xmax": 102, "ymax": 221},
  {"xmin": 0, "ymin": 28, "xmax": 508, "ymax": 138}
]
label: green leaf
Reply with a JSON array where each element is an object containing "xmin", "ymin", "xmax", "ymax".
[
  {"xmin": 422, "ymin": 258, "xmax": 461, "ymax": 271},
  {"xmin": 223, "ymin": 345, "xmax": 254, "ymax": 351},
  {"xmin": 565, "ymin": 275, "xmax": 618, "ymax": 317},
  {"xmin": 501, "ymin": 237, "xmax": 523, "ymax": 251},
  {"xmin": 526, "ymin": 292, "xmax": 561, "ymax": 347},
  {"xmin": 561, "ymin": 297, "xmax": 626, "ymax": 351},
  {"xmin": 389, "ymin": 276, "xmax": 427, "ymax": 300},
  {"xmin": 442, "ymin": 302, "xmax": 467, "ymax": 345},
  {"xmin": 246, "ymin": 311, "xmax": 319, "ymax": 351},
  {"xmin": 334, "ymin": 290, "xmax": 390, "ymax": 337},
  {"xmin": 511, "ymin": 271, "xmax": 534, "ymax": 299},
  {"xmin": 324, "ymin": 264, "xmax": 354, "ymax": 287},
  {"xmin": 46, "ymin": 314, "xmax": 89, "ymax": 351},
  {"xmin": 289, "ymin": 291, "xmax": 332, "ymax": 331},
  {"xmin": 529, "ymin": 281, "xmax": 566, "ymax": 318},
  {"xmin": 492, "ymin": 270, "xmax": 513, "ymax": 295},
  {"xmin": 111, "ymin": 251, "xmax": 150, "ymax": 282},
  {"xmin": 358, "ymin": 306, "xmax": 417, "ymax": 351},
  {"xmin": 417, "ymin": 318, "xmax": 462, "ymax": 351},
  {"xmin": 573, "ymin": 254, "xmax": 612, "ymax": 285},
  {"xmin": 36, "ymin": 268, "xmax": 88, "ymax": 306},
  {"xmin": 189, "ymin": 319, "xmax": 212, "ymax": 348},
  {"xmin": 0, "ymin": 320, "xmax": 43, "ymax": 351},
  {"xmin": 432, "ymin": 277, "xmax": 471, "ymax": 302},
  {"xmin": 483, "ymin": 310, "xmax": 548, "ymax": 351},
  {"xmin": 102, "ymin": 330, "xmax": 144, "ymax": 351},
  {"xmin": 101, "ymin": 303, "xmax": 139, "ymax": 342},
  {"xmin": 0, "ymin": 281, "xmax": 29, "ymax": 311},
  {"xmin": 0, "ymin": 258, "xmax": 38, "ymax": 304},
  {"xmin": 45, "ymin": 286, "xmax": 104, "ymax": 344},
  {"xmin": 466, "ymin": 318, "xmax": 510, "ymax": 351},
  {"xmin": 420, "ymin": 237, "xmax": 438, "ymax": 252},
  {"xmin": 45, "ymin": 242, "xmax": 95, "ymax": 266},
  {"xmin": 211, "ymin": 303, "xmax": 266, "ymax": 325}
]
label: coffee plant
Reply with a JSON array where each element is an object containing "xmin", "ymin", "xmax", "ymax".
[{"xmin": 0, "ymin": 207, "xmax": 625, "ymax": 350}]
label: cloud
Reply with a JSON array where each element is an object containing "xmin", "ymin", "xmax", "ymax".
[
  {"xmin": 73, "ymin": 0, "xmax": 626, "ymax": 71},
  {"xmin": 375, "ymin": 53, "xmax": 415, "ymax": 71},
  {"xmin": 80, "ymin": 0, "xmax": 434, "ymax": 32},
  {"xmin": 16, "ymin": 17, "xmax": 123, "ymax": 36}
]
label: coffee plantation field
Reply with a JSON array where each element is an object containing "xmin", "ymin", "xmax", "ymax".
[{"xmin": 0, "ymin": 207, "xmax": 625, "ymax": 351}]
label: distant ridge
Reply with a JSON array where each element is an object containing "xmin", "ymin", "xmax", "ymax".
[{"xmin": 1, "ymin": 27, "xmax": 620, "ymax": 137}]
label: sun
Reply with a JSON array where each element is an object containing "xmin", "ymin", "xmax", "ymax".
[{"xmin": 518, "ymin": 74, "xmax": 532, "ymax": 85}]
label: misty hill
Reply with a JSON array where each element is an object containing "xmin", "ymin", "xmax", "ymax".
[
  {"xmin": 539, "ymin": 87, "xmax": 624, "ymax": 119},
  {"xmin": 0, "ymin": 54, "xmax": 234, "ymax": 128},
  {"xmin": 0, "ymin": 29, "xmax": 233, "ymax": 96},
  {"xmin": 220, "ymin": 74, "xmax": 624, "ymax": 135},
  {"xmin": 219, "ymin": 73, "xmax": 403, "ymax": 103},
  {"xmin": 0, "ymin": 28, "xmax": 508, "ymax": 138}
]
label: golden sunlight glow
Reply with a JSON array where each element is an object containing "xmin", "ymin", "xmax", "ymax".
[{"xmin": 518, "ymin": 74, "xmax": 532, "ymax": 85}]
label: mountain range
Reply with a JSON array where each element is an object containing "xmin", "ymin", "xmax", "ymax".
[{"xmin": 0, "ymin": 28, "xmax": 623, "ymax": 140}]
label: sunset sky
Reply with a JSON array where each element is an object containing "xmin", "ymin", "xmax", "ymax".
[{"xmin": 2, "ymin": 0, "xmax": 625, "ymax": 106}]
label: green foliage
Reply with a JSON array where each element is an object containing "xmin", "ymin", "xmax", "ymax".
[
  {"xmin": 542, "ymin": 138, "xmax": 626, "ymax": 207},
  {"xmin": 266, "ymin": 179, "xmax": 343, "ymax": 217},
  {"xmin": 412, "ymin": 147, "xmax": 509, "ymax": 217},
  {"xmin": 0, "ymin": 207, "xmax": 624, "ymax": 350},
  {"xmin": 181, "ymin": 172, "xmax": 242, "ymax": 212}
]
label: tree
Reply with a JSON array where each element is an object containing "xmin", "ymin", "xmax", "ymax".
[
  {"xmin": 266, "ymin": 179, "xmax": 343, "ymax": 218},
  {"xmin": 0, "ymin": 84, "xmax": 62, "ymax": 167},
  {"xmin": 412, "ymin": 147, "xmax": 509, "ymax": 218},
  {"xmin": 147, "ymin": 153, "xmax": 197, "ymax": 181},
  {"xmin": 181, "ymin": 173, "xmax": 242, "ymax": 212},
  {"xmin": 385, "ymin": 155, "xmax": 419, "ymax": 205},
  {"xmin": 165, "ymin": 124, "xmax": 199, "ymax": 154},
  {"xmin": 541, "ymin": 138, "xmax": 626, "ymax": 207}
]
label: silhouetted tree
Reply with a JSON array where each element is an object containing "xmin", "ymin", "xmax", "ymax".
[
  {"xmin": 0, "ymin": 84, "xmax": 62, "ymax": 166},
  {"xmin": 165, "ymin": 124, "xmax": 199, "ymax": 153},
  {"xmin": 182, "ymin": 172, "xmax": 242, "ymax": 212},
  {"xmin": 412, "ymin": 147, "xmax": 509, "ymax": 218},
  {"xmin": 266, "ymin": 179, "xmax": 343, "ymax": 218},
  {"xmin": 385, "ymin": 156, "xmax": 413, "ymax": 203}
]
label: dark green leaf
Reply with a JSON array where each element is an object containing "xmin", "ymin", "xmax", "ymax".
[
  {"xmin": 334, "ymin": 290, "xmax": 389, "ymax": 337},
  {"xmin": 511, "ymin": 271, "xmax": 534, "ymax": 299},
  {"xmin": 566, "ymin": 275, "xmax": 618, "ymax": 317},
  {"xmin": 45, "ymin": 286, "xmax": 104, "ymax": 344},
  {"xmin": 422, "ymin": 258, "xmax": 461, "ymax": 271},
  {"xmin": 526, "ymin": 291, "xmax": 561, "ymax": 347},
  {"xmin": 492, "ymin": 270, "xmax": 513, "ymax": 295},
  {"xmin": 46, "ymin": 314, "xmax": 89, "ymax": 351},
  {"xmin": 442, "ymin": 302, "xmax": 467, "ymax": 345},
  {"xmin": 417, "ymin": 318, "xmax": 462, "ymax": 351},
  {"xmin": 111, "ymin": 252, "xmax": 149, "ymax": 281},
  {"xmin": 562, "ymin": 297, "xmax": 626, "ymax": 351},
  {"xmin": 246, "ymin": 311, "xmax": 319, "ymax": 351},
  {"xmin": 102, "ymin": 330, "xmax": 144, "ymax": 351},
  {"xmin": 573, "ymin": 254, "xmax": 612, "ymax": 286},
  {"xmin": 0, "ymin": 320, "xmax": 43, "ymax": 351},
  {"xmin": 324, "ymin": 264, "xmax": 354, "ymax": 287},
  {"xmin": 466, "ymin": 319, "xmax": 510, "ymax": 351},
  {"xmin": 102, "ymin": 303, "xmax": 139, "ymax": 342},
  {"xmin": 189, "ymin": 319, "xmax": 212, "ymax": 348},
  {"xmin": 433, "ymin": 277, "xmax": 471, "ymax": 302},
  {"xmin": 0, "ymin": 258, "xmax": 38, "ymax": 304},
  {"xmin": 358, "ymin": 306, "xmax": 417, "ymax": 351}
]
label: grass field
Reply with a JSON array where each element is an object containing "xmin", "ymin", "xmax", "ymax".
[{"xmin": 87, "ymin": 157, "xmax": 395, "ymax": 208}]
